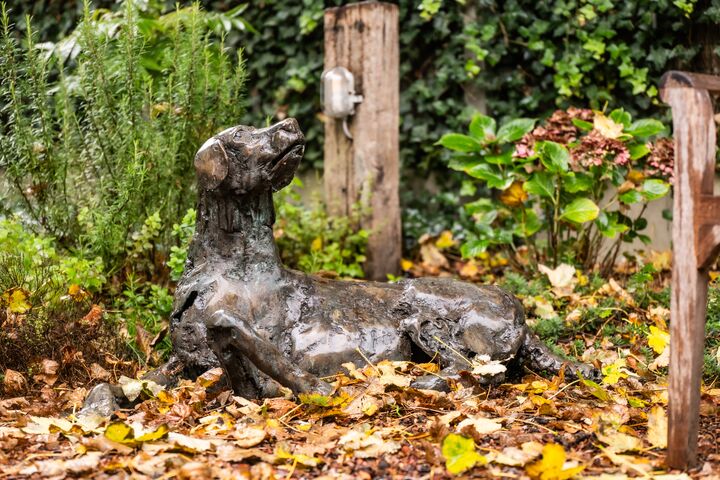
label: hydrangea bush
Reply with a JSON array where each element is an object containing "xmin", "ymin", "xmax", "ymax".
[{"xmin": 439, "ymin": 108, "xmax": 673, "ymax": 273}]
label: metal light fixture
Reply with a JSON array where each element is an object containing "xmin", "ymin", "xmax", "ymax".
[{"xmin": 321, "ymin": 66, "xmax": 363, "ymax": 139}]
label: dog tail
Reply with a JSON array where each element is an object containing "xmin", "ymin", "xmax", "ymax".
[{"xmin": 519, "ymin": 332, "xmax": 600, "ymax": 381}]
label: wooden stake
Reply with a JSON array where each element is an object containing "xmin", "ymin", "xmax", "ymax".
[
  {"xmin": 660, "ymin": 70, "xmax": 719, "ymax": 469},
  {"xmin": 323, "ymin": 2, "xmax": 401, "ymax": 281}
]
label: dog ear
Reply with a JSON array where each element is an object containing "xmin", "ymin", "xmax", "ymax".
[{"xmin": 194, "ymin": 137, "xmax": 229, "ymax": 190}]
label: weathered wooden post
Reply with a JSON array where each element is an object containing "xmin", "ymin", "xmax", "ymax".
[
  {"xmin": 323, "ymin": 2, "xmax": 401, "ymax": 281},
  {"xmin": 660, "ymin": 71, "xmax": 720, "ymax": 469}
]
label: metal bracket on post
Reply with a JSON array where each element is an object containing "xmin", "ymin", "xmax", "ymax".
[
  {"xmin": 659, "ymin": 70, "xmax": 720, "ymax": 469},
  {"xmin": 321, "ymin": 66, "xmax": 363, "ymax": 140}
]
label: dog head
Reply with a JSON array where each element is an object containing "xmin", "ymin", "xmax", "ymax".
[{"xmin": 194, "ymin": 118, "xmax": 305, "ymax": 194}]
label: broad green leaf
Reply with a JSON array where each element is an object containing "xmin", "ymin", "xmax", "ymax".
[
  {"xmin": 465, "ymin": 199, "xmax": 498, "ymax": 225},
  {"xmin": 448, "ymin": 155, "xmax": 480, "ymax": 171},
  {"xmin": 625, "ymin": 119, "xmax": 665, "ymax": 138},
  {"xmin": 595, "ymin": 212, "xmax": 629, "ymax": 239},
  {"xmin": 485, "ymin": 149, "xmax": 514, "ymax": 165},
  {"xmin": 571, "ymin": 118, "xmax": 593, "ymax": 131},
  {"xmin": 563, "ymin": 172, "xmax": 592, "ymax": 193},
  {"xmin": 523, "ymin": 209, "xmax": 542, "ymax": 237},
  {"xmin": 641, "ymin": 179, "xmax": 670, "ymax": 201},
  {"xmin": 461, "ymin": 238, "xmax": 490, "ymax": 259},
  {"xmin": 628, "ymin": 143, "xmax": 651, "ymax": 160},
  {"xmin": 609, "ymin": 108, "xmax": 632, "ymax": 128},
  {"xmin": 560, "ymin": 198, "xmax": 599, "ymax": 223},
  {"xmin": 466, "ymin": 164, "xmax": 513, "ymax": 189},
  {"xmin": 538, "ymin": 141, "xmax": 569, "ymax": 173},
  {"xmin": 469, "ymin": 113, "xmax": 496, "ymax": 140},
  {"xmin": 496, "ymin": 118, "xmax": 535, "ymax": 143},
  {"xmin": 524, "ymin": 172, "xmax": 555, "ymax": 199},
  {"xmin": 619, "ymin": 189, "xmax": 643, "ymax": 205},
  {"xmin": 437, "ymin": 133, "xmax": 482, "ymax": 152},
  {"xmin": 442, "ymin": 433, "xmax": 486, "ymax": 475}
]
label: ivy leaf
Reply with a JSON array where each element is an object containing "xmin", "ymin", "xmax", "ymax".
[
  {"xmin": 524, "ymin": 172, "xmax": 555, "ymax": 199},
  {"xmin": 560, "ymin": 198, "xmax": 599, "ymax": 223},
  {"xmin": 496, "ymin": 118, "xmax": 535, "ymax": 143},
  {"xmin": 468, "ymin": 113, "xmax": 496, "ymax": 141},
  {"xmin": 442, "ymin": 433, "xmax": 486, "ymax": 475},
  {"xmin": 437, "ymin": 134, "xmax": 482, "ymax": 152},
  {"xmin": 641, "ymin": 179, "xmax": 670, "ymax": 201},
  {"xmin": 538, "ymin": 141, "xmax": 569, "ymax": 173},
  {"xmin": 625, "ymin": 119, "xmax": 665, "ymax": 138}
]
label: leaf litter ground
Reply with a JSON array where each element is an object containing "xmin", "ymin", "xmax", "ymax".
[
  {"xmin": 1, "ymin": 356, "xmax": 719, "ymax": 479},
  {"xmin": 2, "ymin": 246, "xmax": 720, "ymax": 478}
]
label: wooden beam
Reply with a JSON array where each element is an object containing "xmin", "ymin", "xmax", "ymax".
[
  {"xmin": 323, "ymin": 2, "xmax": 401, "ymax": 281},
  {"xmin": 660, "ymin": 79, "xmax": 716, "ymax": 469}
]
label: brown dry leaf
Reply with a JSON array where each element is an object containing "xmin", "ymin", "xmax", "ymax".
[
  {"xmin": 135, "ymin": 322, "xmax": 154, "ymax": 362},
  {"xmin": 3, "ymin": 369, "xmax": 27, "ymax": 395},
  {"xmin": 89, "ymin": 362, "xmax": 111, "ymax": 381},
  {"xmin": 81, "ymin": 304, "xmax": 104, "ymax": 326},
  {"xmin": 539, "ymin": 263, "xmax": 577, "ymax": 297},
  {"xmin": 338, "ymin": 425, "xmax": 400, "ymax": 458},
  {"xmin": 419, "ymin": 234, "xmax": 450, "ymax": 271},
  {"xmin": 456, "ymin": 415, "xmax": 502, "ymax": 435},
  {"xmin": 232, "ymin": 424, "xmax": 267, "ymax": 448},
  {"xmin": 197, "ymin": 367, "xmax": 224, "ymax": 388},
  {"xmin": 494, "ymin": 441, "xmax": 543, "ymax": 466},
  {"xmin": 33, "ymin": 359, "xmax": 59, "ymax": 386},
  {"xmin": 19, "ymin": 452, "xmax": 103, "ymax": 477},
  {"xmin": 177, "ymin": 461, "xmax": 212, "ymax": 480}
]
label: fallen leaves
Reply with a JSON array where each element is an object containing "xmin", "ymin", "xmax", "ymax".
[
  {"xmin": 526, "ymin": 443, "xmax": 584, "ymax": 480},
  {"xmin": 441, "ymin": 433, "xmax": 486, "ymax": 474}
]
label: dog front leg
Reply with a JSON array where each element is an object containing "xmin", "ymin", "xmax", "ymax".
[{"xmin": 205, "ymin": 310, "xmax": 332, "ymax": 396}]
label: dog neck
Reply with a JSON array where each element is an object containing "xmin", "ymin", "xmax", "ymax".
[{"xmin": 189, "ymin": 189, "xmax": 283, "ymax": 278}]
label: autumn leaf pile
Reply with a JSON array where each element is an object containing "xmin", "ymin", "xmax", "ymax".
[{"xmin": 1, "ymin": 337, "xmax": 719, "ymax": 479}]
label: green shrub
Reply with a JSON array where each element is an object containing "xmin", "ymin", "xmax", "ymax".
[
  {"xmin": 0, "ymin": 0, "xmax": 246, "ymax": 271},
  {"xmin": 440, "ymin": 108, "xmax": 672, "ymax": 273},
  {"xmin": 0, "ymin": 218, "xmax": 124, "ymax": 378}
]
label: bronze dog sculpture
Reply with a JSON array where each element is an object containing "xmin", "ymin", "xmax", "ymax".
[{"xmin": 82, "ymin": 118, "xmax": 596, "ymax": 414}]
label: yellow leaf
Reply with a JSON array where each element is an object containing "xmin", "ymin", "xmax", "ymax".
[
  {"xmin": 594, "ymin": 113, "xmax": 624, "ymax": 139},
  {"xmin": 104, "ymin": 421, "xmax": 168, "ymax": 446},
  {"xmin": 602, "ymin": 358, "xmax": 628, "ymax": 385},
  {"xmin": 499, "ymin": 181, "xmax": 528, "ymax": 207},
  {"xmin": 442, "ymin": 433, "xmax": 487, "ymax": 475},
  {"xmin": 647, "ymin": 406, "xmax": 668, "ymax": 449},
  {"xmin": 526, "ymin": 443, "xmax": 585, "ymax": 480},
  {"xmin": 627, "ymin": 169, "xmax": 645, "ymax": 184},
  {"xmin": 7, "ymin": 289, "xmax": 31, "ymax": 313},
  {"xmin": 311, "ymin": 237, "xmax": 322, "ymax": 252},
  {"xmin": 435, "ymin": 230, "xmax": 455, "ymax": 249},
  {"xmin": 648, "ymin": 326, "xmax": 670, "ymax": 355},
  {"xmin": 400, "ymin": 258, "xmax": 414, "ymax": 271}
]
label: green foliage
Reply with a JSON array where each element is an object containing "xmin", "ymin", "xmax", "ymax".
[
  {"xmin": 0, "ymin": 218, "xmax": 123, "ymax": 375},
  {"xmin": 442, "ymin": 108, "xmax": 672, "ymax": 272},
  {"xmin": 114, "ymin": 276, "xmax": 174, "ymax": 361},
  {"xmin": 168, "ymin": 208, "xmax": 196, "ymax": 282},
  {"xmin": 274, "ymin": 180, "xmax": 368, "ymax": 278},
  {"xmin": 0, "ymin": 0, "xmax": 246, "ymax": 271}
]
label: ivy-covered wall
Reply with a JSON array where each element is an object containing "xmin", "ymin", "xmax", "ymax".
[{"xmin": 6, "ymin": 0, "xmax": 715, "ymax": 177}]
